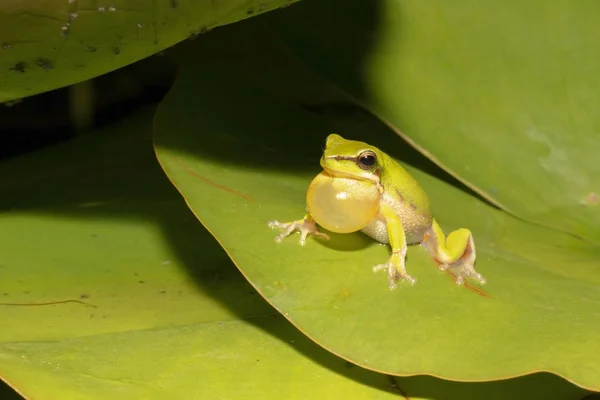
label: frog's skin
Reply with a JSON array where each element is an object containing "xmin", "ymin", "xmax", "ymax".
[{"xmin": 268, "ymin": 133, "xmax": 487, "ymax": 290}]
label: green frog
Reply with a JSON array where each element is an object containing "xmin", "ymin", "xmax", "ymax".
[{"xmin": 268, "ymin": 134, "xmax": 487, "ymax": 290}]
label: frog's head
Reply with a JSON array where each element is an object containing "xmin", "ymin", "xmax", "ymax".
[{"xmin": 320, "ymin": 133, "xmax": 382, "ymax": 183}]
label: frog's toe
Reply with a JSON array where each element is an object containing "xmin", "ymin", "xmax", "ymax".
[
  {"xmin": 267, "ymin": 220, "xmax": 289, "ymax": 231},
  {"xmin": 268, "ymin": 218, "xmax": 328, "ymax": 245},
  {"xmin": 469, "ymin": 271, "xmax": 487, "ymax": 285},
  {"xmin": 373, "ymin": 263, "xmax": 397, "ymax": 290},
  {"xmin": 276, "ymin": 232, "xmax": 293, "ymax": 244},
  {"xmin": 268, "ymin": 220, "xmax": 297, "ymax": 243},
  {"xmin": 477, "ymin": 274, "xmax": 487, "ymax": 284},
  {"xmin": 298, "ymin": 228, "xmax": 314, "ymax": 246},
  {"xmin": 447, "ymin": 261, "xmax": 487, "ymax": 286},
  {"xmin": 372, "ymin": 263, "xmax": 416, "ymax": 288},
  {"xmin": 311, "ymin": 230, "xmax": 330, "ymax": 241},
  {"xmin": 403, "ymin": 274, "xmax": 417, "ymax": 286},
  {"xmin": 372, "ymin": 264, "xmax": 387, "ymax": 273},
  {"xmin": 298, "ymin": 224, "xmax": 329, "ymax": 245}
]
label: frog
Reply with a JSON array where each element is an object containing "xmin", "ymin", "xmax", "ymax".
[{"xmin": 267, "ymin": 133, "xmax": 487, "ymax": 290}]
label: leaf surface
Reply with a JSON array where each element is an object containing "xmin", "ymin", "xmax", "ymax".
[
  {"xmin": 267, "ymin": 0, "xmax": 600, "ymax": 243},
  {"xmin": 0, "ymin": 108, "xmax": 402, "ymax": 400},
  {"xmin": 153, "ymin": 20, "xmax": 600, "ymax": 390},
  {"xmin": 0, "ymin": 0, "xmax": 297, "ymax": 102}
]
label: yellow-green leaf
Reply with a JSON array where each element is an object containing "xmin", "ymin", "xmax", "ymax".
[
  {"xmin": 0, "ymin": 0, "xmax": 297, "ymax": 102},
  {"xmin": 153, "ymin": 20, "xmax": 600, "ymax": 390},
  {"xmin": 267, "ymin": 0, "xmax": 600, "ymax": 243},
  {"xmin": 0, "ymin": 108, "xmax": 400, "ymax": 399}
]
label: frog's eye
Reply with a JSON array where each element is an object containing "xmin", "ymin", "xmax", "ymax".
[{"xmin": 357, "ymin": 151, "xmax": 377, "ymax": 170}]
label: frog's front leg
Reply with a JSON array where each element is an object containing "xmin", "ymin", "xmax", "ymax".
[
  {"xmin": 268, "ymin": 213, "xmax": 330, "ymax": 246},
  {"xmin": 372, "ymin": 203, "xmax": 416, "ymax": 289},
  {"xmin": 421, "ymin": 219, "xmax": 486, "ymax": 285}
]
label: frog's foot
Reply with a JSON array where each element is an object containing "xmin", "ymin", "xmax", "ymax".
[
  {"xmin": 439, "ymin": 260, "xmax": 487, "ymax": 286},
  {"xmin": 421, "ymin": 219, "xmax": 487, "ymax": 286},
  {"xmin": 372, "ymin": 250, "xmax": 416, "ymax": 290},
  {"xmin": 267, "ymin": 217, "xmax": 329, "ymax": 246}
]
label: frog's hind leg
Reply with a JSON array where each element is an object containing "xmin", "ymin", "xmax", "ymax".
[{"xmin": 421, "ymin": 219, "xmax": 487, "ymax": 285}]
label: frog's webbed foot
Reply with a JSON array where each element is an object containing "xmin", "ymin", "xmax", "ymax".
[
  {"xmin": 422, "ymin": 219, "xmax": 487, "ymax": 286},
  {"xmin": 267, "ymin": 216, "xmax": 330, "ymax": 245},
  {"xmin": 438, "ymin": 258, "xmax": 487, "ymax": 286},
  {"xmin": 372, "ymin": 250, "xmax": 416, "ymax": 290}
]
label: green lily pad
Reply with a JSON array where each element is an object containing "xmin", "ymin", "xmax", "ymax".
[
  {"xmin": 153, "ymin": 20, "xmax": 600, "ymax": 390},
  {"xmin": 0, "ymin": 0, "xmax": 297, "ymax": 102},
  {"xmin": 0, "ymin": 108, "xmax": 406, "ymax": 399},
  {"xmin": 266, "ymin": 0, "xmax": 600, "ymax": 243}
]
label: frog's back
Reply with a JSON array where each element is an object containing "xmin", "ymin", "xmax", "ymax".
[{"xmin": 380, "ymin": 152, "xmax": 431, "ymax": 212}]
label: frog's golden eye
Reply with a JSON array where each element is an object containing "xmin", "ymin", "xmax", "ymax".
[{"xmin": 357, "ymin": 151, "xmax": 377, "ymax": 170}]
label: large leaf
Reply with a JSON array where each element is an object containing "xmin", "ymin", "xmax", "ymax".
[
  {"xmin": 153, "ymin": 19, "xmax": 600, "ymax": 390},
  {"xmin": 4, "ymin": 108, "xmax": 585, "ymax": 400},
  {"xmin": 0, "ymin": 108, "xmax": 406, "ymax": 399},
  {"xmin": 266, "ymin": 0, "xmax": 600, "ymax": 243},
  {"xmin": 0, "ymin": 0, "xmax": 297, "ymax": 102}
]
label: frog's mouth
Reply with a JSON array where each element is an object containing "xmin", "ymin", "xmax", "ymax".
[{"xmin": 320, "ymin": 156, "xmax": 381, "ymax": 184}]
